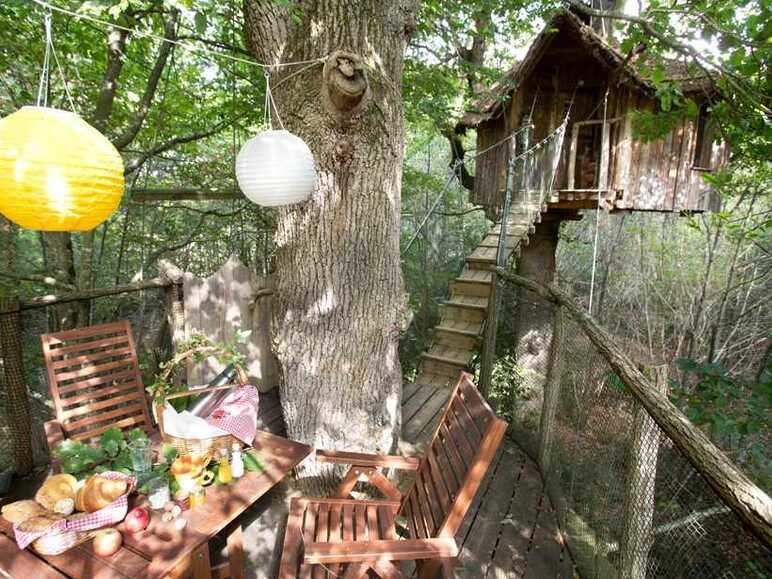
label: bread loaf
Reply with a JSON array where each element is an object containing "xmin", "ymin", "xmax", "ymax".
[
  {"xmin": 17, "ymin": 513, "xmax": 64, "ymax": 533},
  {"xmin": 1, "ymin": 500, "xmax": 47, "ymax": 524}
]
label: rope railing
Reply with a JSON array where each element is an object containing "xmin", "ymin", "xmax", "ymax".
[{"xmin": 496, "ymin": 268, "xmax": 772, "ymax": 577}]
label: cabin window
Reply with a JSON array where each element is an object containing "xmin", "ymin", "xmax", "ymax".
[{"xmin": 693, "ymin": 104, "xmax": 715, "ymax": 170}]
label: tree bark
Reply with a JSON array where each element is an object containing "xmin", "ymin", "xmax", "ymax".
[
  {"xmin": 243, "ymin": 1, "xmax": 416, "ymax": 488},
  {"xmin": 511, "ymin": 213, "xmax": 561, "ymax": 427},
  {"xmin": 40, "ymin": 232, "xmax": 87, "ymax": 330}
]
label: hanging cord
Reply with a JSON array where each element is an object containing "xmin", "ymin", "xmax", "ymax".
[
  {"xmin": 35, "ymin": 11, "xmax": 52, "ymax": 106},
  {"xmin": 588, "ymin": 86, "xmax": 610, "ymax": 316},
  {"xmin": 263, "ymin": 69, "xmax": 285, "ymax": 130},
  {"xmin": 35, "ymin": 9, "xmax": 77, "ymax": 111},
  {"xmin": 30, "ymin": 0, "xmax": 326, "ymax": 71}
]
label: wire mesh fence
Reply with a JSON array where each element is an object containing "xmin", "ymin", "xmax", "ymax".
[{"xmin": 542, "ymin": 312, "xmax": 772, "ymax": 578}]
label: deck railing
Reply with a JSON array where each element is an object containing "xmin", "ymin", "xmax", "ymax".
[{"xmin": 496, "ymin": 269, "xmax": 771, "ymax": 579}]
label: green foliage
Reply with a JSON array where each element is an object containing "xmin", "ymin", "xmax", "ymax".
[
  {"xmin": 485, "ymin": 352, "xmax": 526, "ymax": 423},
  {"xmin": 671, "ymin": 358, "xmax": 771, "ymax": 487},
  {"xmin": 54, "ymin": 427, "xmax": 150, "ymax": 478}
]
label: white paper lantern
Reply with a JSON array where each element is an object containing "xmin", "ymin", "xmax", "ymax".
[{"xmin": 235, "ymin": 129, "xmax": 316, "ymax": 206}]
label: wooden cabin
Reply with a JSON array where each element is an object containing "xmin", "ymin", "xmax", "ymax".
[{"xmin": 461, "ymin": 10, "xmax": 728, "ymax": 218}]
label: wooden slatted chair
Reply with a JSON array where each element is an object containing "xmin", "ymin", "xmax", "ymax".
[
  {"xmin": 41, "ymin": 320, "xmax": 154, "ymax": 451},
  {"xmin": 278, "ymin": 372, "xmax": 507, "ymax": 578}
]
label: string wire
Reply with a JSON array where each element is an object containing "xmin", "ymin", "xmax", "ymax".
[
  {"xmin": 588, "ymin": 85, "xmax": 610, "ymax": 315},
  {"xmin": 30, "ymin": 0, "xmax": 326, "ymax": 71},
  {"xmin": 35, "ymin": 10, "xmax": 52, "ymax": 106}
]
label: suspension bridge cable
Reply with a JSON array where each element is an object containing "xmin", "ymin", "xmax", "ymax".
[
  {"xmin": 401, "ymin": 163, "xmax": 462, "ymax": 256},
  {"xmin": 588, "ymin": 85, "xmax": 610, "ymax": 316}
]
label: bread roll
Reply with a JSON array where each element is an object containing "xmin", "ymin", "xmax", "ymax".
[
  {"xmin": 1, "ymin": 500, "xmax": 47, "ymax": 524},
  {"xmin": 35, "ymin": 474, "xmax": 77, "ymax": 511},
  {"xmin": 76, "ymin": 476, "xmax": 128, "ymax": 512}
]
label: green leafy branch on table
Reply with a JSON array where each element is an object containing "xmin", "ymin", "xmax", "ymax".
[{"xmin": 53, "ymin": 427, "xmax": 151, "ymax": 478}]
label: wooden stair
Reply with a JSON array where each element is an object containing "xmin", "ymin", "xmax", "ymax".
[{"xmin": 413, "ymin": 204, "xmax": 543, "ymax": 387}]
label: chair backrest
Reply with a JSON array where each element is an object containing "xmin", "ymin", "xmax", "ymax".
[
  {"xmin": 400, "ymin": 372, "xmax": 508, "ymax": 540},
  {"xmin": 41, "ymin": 320, "xmax": 154, "ymax": 442}
]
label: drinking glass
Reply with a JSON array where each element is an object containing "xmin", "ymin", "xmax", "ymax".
[
  {"xmin": 129, "ymin": 438, "xmax": 152, "ymax": 473},
  {"xmin": 147, "ymin": 476, "xmax": 170, "ymax": 510}
]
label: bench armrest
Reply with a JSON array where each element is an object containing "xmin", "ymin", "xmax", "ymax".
[
  {"xmin": 303, "ymin": 538, "xmax": 458, "ymax": 564},
  {"xmin": 315, "ymin": 449, "xmax": 420, "ymax": 470},
  {"xmin": 44, "ymin": 419, "xmax": 65, "ymax": 453}
]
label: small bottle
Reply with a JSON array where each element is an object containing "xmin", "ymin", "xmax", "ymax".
[
  {"xmin": 231, "ymin": 443, "xmax": 244, "ymax": 479},
  {"xmin": 189, "ymin": 484, "xmax": 206, "ymax": 507},
  {"xmin": 218, "ymin": 448, "xmax": 233, "ymax": 484}
]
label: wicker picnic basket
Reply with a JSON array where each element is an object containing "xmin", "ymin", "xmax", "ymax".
[
  {"xmin": 30, "ymin": 524, "xmax": 96, "ymax": 556},
  {"xmin": 155, "ymin": 354, "xmax": 250, "ymax": 457},
  {"xmin": 15, "ymin": 472, "xmax": 135, "ymax": 556}
]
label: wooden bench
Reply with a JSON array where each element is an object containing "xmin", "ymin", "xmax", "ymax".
[
  {"xmin": 40, "ymin": 320, "xmax": 154, "ymax": 451},
  {"xmin": 278, "ymin": 372, "xmax": 508, "ymax": 578}
]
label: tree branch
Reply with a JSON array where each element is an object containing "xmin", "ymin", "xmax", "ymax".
[
  {"xmin": 91, "ymin": 27, "xmax": 130, "ymax": 133},
  {"xmin": 113, "ymin": 10, "xmax": 179, "ymax": 151},
  {"xmin": 177, "ymin": 34, "xmax": 252, "ymax": 57},
  {"xmin": 0, "ymin": 271, "xmax": 76, "ymax": 291},
  {"xmin": 565, "ymin": 0, "xmax": 769, "ymax": 114},
  {"xmin": 123, "ymin": 113, "xmax": 245, "ymax": 176},
  {"xmin": 443, "ymin": 125, "xmax": 474, "ymax": 191}
]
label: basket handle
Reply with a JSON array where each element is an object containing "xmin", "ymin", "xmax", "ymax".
[{"xmin": 155, "ymin": 358, "xmax": 248, "ymax": 438}]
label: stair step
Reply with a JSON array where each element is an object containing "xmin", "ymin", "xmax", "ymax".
[
  {"xmin": 479, "ymin": 235, "xmax": 521, "ymax": 249},
  {"xmin": 413, "ymin": 373, "xmax": 453, "ymax": 388},
  {"xmin": 419, "ymin": 357, "xmax": 467, "ymax": 379},
  {"xmin": 457, "ymin": 268, "xmax": 493, "ymax": 284},
  {"xmin": 466, "ymin": 257, "xmax": 496, "ymax": 270},
  {"xmin": 421, "ymin": 351, "xmax": 473, "ymax": 368},
  {"xmin": 450, "ymin": 279, "xmax": 491, "ymax": 298},
  {"xmin": 433, "ymin": 327, "xmax": 480, "ymax": 350},
  {"xmin": 440, "ymin": 302, "xmax": 486, "ymax": 323},
  {"xmin": 434, "ymin": 323, "xmax": 482, "ymax": 337},
  {"xmin": 444, "ymin": 296, "xmax": 488, "ymax": 310},
  {"xmin": 491, "ymin": 223, "xmax": 536, "ymax": 235}
]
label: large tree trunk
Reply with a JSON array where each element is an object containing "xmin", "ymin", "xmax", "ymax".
[
  {"xmin": 243, "ymin": 1, "xmax": 415, "ymax": 487},
  {"xmin": 41, "ymin": 232, "xmax": 89, "ymax": 330},
  {"xmin": 512, "ymin": 213, "xmax": 561, "ymax": 429}
]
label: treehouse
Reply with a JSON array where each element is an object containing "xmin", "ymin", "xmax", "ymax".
[{"xmin": 462, "ymin": 9, "xmax": 728, "ymax": 217}]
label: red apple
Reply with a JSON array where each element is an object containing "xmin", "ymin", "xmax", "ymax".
[
  {"xmin": 93, "ymin": 528, "xmax": 122, "ymax": 557},
  {"xmin": 124, "ymin": 506, "xmax": 150, "ymax": 533}
]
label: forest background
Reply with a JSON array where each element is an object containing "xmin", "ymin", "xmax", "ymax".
[{"xmin": 0, "ymin": 0, "xmax": 768, "ymax": 487}]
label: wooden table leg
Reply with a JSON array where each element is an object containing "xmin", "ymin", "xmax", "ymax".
[
  {"xmin": 166, "ymin": 543, "xmax": 212, "ymax": 579},
  {"xmin": 191, "ymin": 543, "xmax": 213, "ymax": 579},
  {"xmin": 226, "ymin": 525, "xmax": 247, "ymax": 579}
]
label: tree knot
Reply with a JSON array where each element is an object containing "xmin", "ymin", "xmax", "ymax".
[{"xmin": 322, "ymin": 50, "xmax": 371, "ymax": 122}]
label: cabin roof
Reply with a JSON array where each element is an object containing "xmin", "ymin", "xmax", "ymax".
[{"xmin": 460, "ymin": 9, "xmax": 710, "ymax": 127}]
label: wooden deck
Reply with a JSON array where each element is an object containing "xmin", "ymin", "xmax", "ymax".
[{"xmin": 401, "ymin": 382, "xmax": 574, "ymax": 578}]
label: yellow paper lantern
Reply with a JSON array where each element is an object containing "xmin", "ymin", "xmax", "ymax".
[{"xmin": 0, "ymin": 106, "xmax": 124, "ymax": 231}]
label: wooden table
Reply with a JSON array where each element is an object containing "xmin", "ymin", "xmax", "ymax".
[{"xmin": 0, "ymin": 430, "xmax": 311, "ymax": 579}]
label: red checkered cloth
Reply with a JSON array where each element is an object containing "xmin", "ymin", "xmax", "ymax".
[
  {"xmin": 206, "ymin": 385, "xmax": 259, "ymax": 445},
  {"xmin": 14, "ymin": 471, "xmax": 135, "ymax": 550}
]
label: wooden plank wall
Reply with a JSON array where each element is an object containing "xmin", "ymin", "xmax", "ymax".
[
  {"xmin": 183, "ymin": 255, "xmax": 279, "ymax": 392},
  {"xmin": 474, "ymin": 79, "xmax": 723, "ymax": 214},
  {"xmin": 614, "ymin": 92, "xmax": 723, "ymax": 212}
]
